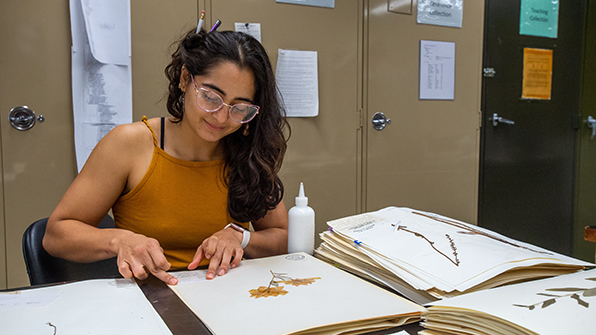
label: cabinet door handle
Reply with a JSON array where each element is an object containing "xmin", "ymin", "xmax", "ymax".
[{"xmin": 490, "ymin": 113, "xmax": 515, "ymax": 127}]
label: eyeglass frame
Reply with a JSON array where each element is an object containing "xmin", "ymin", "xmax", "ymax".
[{"xmin": 190, "ymin": 74, "xmax": 260, "ymax": 124}]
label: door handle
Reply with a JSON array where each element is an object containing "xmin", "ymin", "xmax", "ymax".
[
  {"xmin": 491, "ymin": 113, "xmax": 515, "ymax": 127},
  {"xmin": 8, "ymin": 106, "xmax": 45, "ymax": 131},
  {"xmin": 588, "ymin": 116, "xmax": 596, "ymax": 139},
  {"xmin": 372, "ymin": 112, "xmax": 391, "ymax": 131}
]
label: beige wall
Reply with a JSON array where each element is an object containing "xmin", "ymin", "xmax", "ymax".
[
  {"xmin": 207, "ymin": 1, "xmax": 363, "ymax": 243},
  {"xmin": 0, "ymin": 0, "xmax": 484, "ymax": 288},
  {"xmin": 0, "ymin": 0, "xmax": 198, "ymax": 289}
]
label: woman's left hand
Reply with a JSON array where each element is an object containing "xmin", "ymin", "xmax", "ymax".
[{"xmin": 188, "ymin": 227, "xmax": 244, "ymax": 279}]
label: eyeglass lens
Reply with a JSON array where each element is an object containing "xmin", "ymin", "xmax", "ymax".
[{"xmin": 194, "ymin": 85, "xmax": 258, "ymax": 123}]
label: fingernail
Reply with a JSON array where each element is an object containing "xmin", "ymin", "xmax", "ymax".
[
  {"xmin": 170, "ymin": 278, "xmax": 178, "ymax": 285},
  {"xmin": 219, "ymin": 269, "xmax": 225, "ymax": 276},
  {"xmin": 207, "ymin": 272, "xmax": 214, "ymax": 279}
]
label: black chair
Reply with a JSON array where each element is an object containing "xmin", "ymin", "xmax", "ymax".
[{"xmin": 22, "ymin": 215, "xmax": 121, "ymax": 286}]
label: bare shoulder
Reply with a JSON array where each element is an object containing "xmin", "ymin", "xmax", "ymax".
[
  {"xmin": 80, "ymin": 119, "xmax": 155, "ymax": 174},
  {"xmin": 102, "ymin": 120, "xmax": 154, "ymax": 147}
]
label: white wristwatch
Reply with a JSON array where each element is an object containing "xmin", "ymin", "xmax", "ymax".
[{"xmin": 224, "ymin": 223, "xmax": 251, "ymax": 249}]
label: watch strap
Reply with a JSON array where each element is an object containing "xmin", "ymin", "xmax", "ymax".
[{"xmin": 224, "ymin": 223, "xmax": 251, "ymax": 249}]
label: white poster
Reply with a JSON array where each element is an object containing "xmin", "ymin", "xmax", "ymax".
[
  {"xmin": 234, "ymin": 23, "xmax": 262, "ymax": 43},
  {"xmin": 419, "ymin": 40, "xmax": 455, "ymax": 100},
  {"xmin": 276, "ymin": 0, "xmax": 334, "ymax": 8},
  {"xmin": 70, "ymin": 0, "xmax": 133, "ymax": 172},
  {"xmin": 276, "ymin": 49, "xmax": 319, "ymax": 117},
  {"xmin": 417, "ymin": 0, "xmax": 463, "ymax": 28}
]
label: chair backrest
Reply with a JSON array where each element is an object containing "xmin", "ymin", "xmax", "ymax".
[{"xmin": 22, "ymin": 216, "xmax": 121, "ymax": 286}]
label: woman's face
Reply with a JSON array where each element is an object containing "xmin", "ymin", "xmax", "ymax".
[{"xmin": 181, "ymin": 61, "xmax": 256, "ymax": 143}]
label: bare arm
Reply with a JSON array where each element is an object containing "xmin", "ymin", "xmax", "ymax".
[
  {"xmin": 43, "ymin": 122, "xmax": 178, "ymax": 285},
  {"xmin": 188, "ymin": 200, "xmax": 288, "ymax": 279},
  {"xmin": 245, "ymin": 200, "xmax": 289, "ymax": 257}
]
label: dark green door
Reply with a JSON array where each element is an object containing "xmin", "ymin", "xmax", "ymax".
[
  {"xmin": 575, "ymin": 1, "xmax": 596, "ymax": 262},
  {"xmin": 479, "ymin": 0, "xmax": 586, "ymax": 256}
]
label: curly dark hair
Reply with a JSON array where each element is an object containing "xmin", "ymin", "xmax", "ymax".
[{"xmin": 164, "ymin": 28, "xmax": 289, "ymax": 223}]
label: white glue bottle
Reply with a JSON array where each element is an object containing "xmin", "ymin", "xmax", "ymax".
[{"xmin": 287, "ymin": 182, "xmax": 315, "ymax": 255}]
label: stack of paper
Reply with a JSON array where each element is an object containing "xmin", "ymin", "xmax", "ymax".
[
  {"xmin": 421, "ymin": 268, "xmax": 596, "ymax": 334},
  {"xmin": 315, "ymin": 207, "xmax": 593, "ymax": 304},
  {"xmin": 168, "ymin": 252, "xmax": 425, "ymax": 335},
  {"xmin": 0, "ymin": 278, "xmax": 172, "ymax": 334}
]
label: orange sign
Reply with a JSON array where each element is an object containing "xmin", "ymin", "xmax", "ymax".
[{"xmin": 522, "ymin": 48, "xmax": 553, "ymax": 100}]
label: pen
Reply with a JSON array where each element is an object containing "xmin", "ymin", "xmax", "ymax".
[
  {"xmin": 210, "ymin": 19, "xmax": 221, "ymax": 32},
  {"xmin": 196, "ymin": 10, "xmax": 205, "ymax": 33}
]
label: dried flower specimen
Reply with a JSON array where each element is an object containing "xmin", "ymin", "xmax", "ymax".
[
  {"xmin": 396, "ymin": 225, "xmax": 460, "ymax": 266},
  {"xmin": 278, "ymin": 277, "xmax": 322, "ymax": 287},
  {"xmin": 249, "ymin": 271, "xmax": 321, "ymax": 298},
  {"xmin": 412, "ymin": 211, "xmax": 553, "ymax": 255},
  {"xmin": 249, "ymin": 286, "xmax": 289, "ymax": 299}
]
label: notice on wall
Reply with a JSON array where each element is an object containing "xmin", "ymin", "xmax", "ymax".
[
  {"xmin": 522, "ymin": 48, "xmax": 553, "ymax": 100},
  {"xmin": 419, "ymin": 40, "xmax": 456, "ymax": 100},
  {"xmin": 276, "ymin": 49, "xmax": 319, "ymax": 117},
  {"xmin": 235, "ymin": 23, "xmax": 261, "ymax": 43},
  {"xmin": 70, "ymin": 0, "xmax": 132, "ymax": 172},
  {"xmin": 276, "ymin": 0, "xmax": 334, "ymax": 8},
  {"xmin": 417, "ymin": 0, "xmax": 463, "ymax": 28},
  {"xmin": 519, "ymin": 0, "xmax": 559, "ymax": 38}
]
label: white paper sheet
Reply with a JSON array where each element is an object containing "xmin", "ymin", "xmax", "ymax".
[
  {"xmin": 419, "ymin": 40, "xmax": 455, "ymax": 100},
  {"xmin": 417, "ymin": 0, "xmax": 463, "ymax": 28},
  {"xmin": 276, "ymin": 0, "xmax": 335, "ymax": 8},
  {"xmin": 425, "ymin": 269, "xmax": 596, "ymax": 335},
  {"xmin": 234, "ymin": 22, "xmax": 262, "ymax": 43},
  {"xmin": 0, "ymin": 279, "xmax": 172, "ymax": 334},
  {"xmin": 70, "ymin": 0, "xmax": 133, "ymax": 172},
  {"xmin": 169, "ymin": 253, "xmax": 424, "ymax": 335},
  {"xmin": 276, "ymin": 49, "xmax": 319, "ymax": 117}
]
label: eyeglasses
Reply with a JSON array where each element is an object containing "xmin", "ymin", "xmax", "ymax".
[{"xmin": 191, "ymin": 74, "xmax": 259, "ymax": 123}]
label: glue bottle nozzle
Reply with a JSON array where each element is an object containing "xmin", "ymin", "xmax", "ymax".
[{"xmin": 296, "ymin": 182, "xmax": 308, "ymax": 206}]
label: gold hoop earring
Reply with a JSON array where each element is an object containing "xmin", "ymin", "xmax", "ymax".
[{"xmin": 243, "ymin": 123, "xmax": 249, "ymax": 136}]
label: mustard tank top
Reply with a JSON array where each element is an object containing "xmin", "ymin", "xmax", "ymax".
[{"xmin": 112, "ymin": 116, "xmax": 244, "ymax": 270}]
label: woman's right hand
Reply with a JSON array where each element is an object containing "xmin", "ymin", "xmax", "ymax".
[{"xmin": 115, "ymin": 231, "xmax": 178, "ymax": 285}]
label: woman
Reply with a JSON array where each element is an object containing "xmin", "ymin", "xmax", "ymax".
[{"xmin": 43, "ymin": 28, "xmax": 290, "ymax": 285}]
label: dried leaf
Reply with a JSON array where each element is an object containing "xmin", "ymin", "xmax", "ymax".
[
  {"xmin": 278, "ymin": 277, "xmax": 322, "ymax": 287},
  {"xmin": 545, "ymin": 287, "xmax": 587, "ymax": 292},
  {"xmin": 512, "ymin": 304, "xmax": 533, "ymax": 310},
  {"xmin": 583, "ymin": 288, "xmax": 596, "ymax": 297},
  {"xmin": 541, "ymin": 299, "xmax": 556, "ymax": 308},
  {"xmin": 571, "ymin": 294, "xmax": 590, "ymax": 308},
  {"xmin": 249, "ymin": 286, "xmax": 288, "ymax": 299},
  {"xmin": 537, "ymin": 293, "xmax": 562, "ymax": 297}
]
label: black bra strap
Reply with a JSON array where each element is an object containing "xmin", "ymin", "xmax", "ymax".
[{"xmin": 160, "ymin": 117, "xmax": 165, "ymax": 150}]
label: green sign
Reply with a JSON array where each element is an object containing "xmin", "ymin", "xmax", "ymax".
[{"xmin": 519, "ymin": 0, "xmax": 559, "ymax": 38}]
